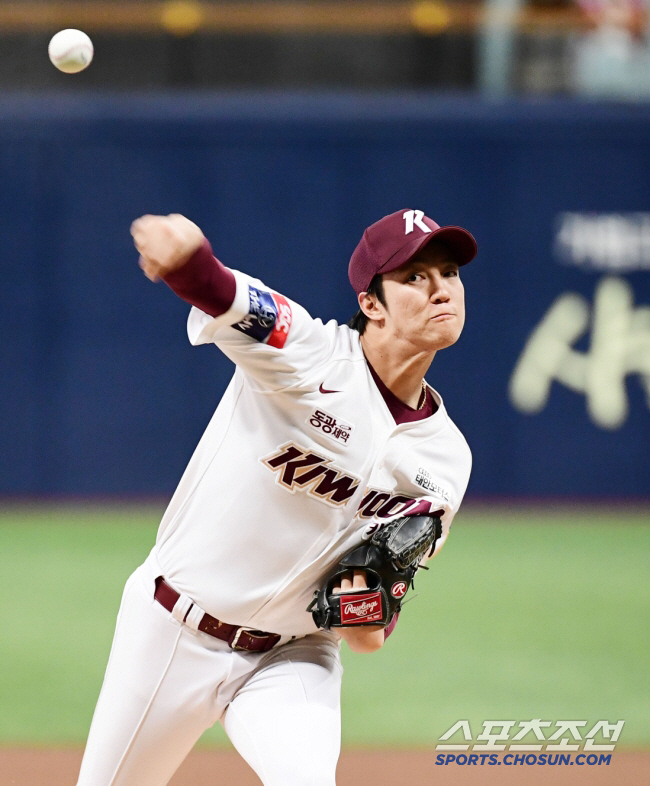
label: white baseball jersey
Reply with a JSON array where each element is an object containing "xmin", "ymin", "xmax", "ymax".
[{"xmin": 152, "ymin": 269, "xmax": 472, "ymax": 637}]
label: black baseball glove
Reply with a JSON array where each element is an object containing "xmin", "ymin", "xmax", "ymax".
[{"xmin": 307, "ymin": 514, "xmax": 442, "ymax": 629}]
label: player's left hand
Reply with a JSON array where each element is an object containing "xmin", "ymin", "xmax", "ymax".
[
  {"xmin": 308, "ymin": 514, "xmax": 442, "ymax": 647},
  {"xmin": 332, "ymin": 569, "xmax": 370, "ymax": 596},
  {"xmin": 332, "ymin": 570, "xmax": 385, "ymax": 653},
  {"xmin": 131, "ymin": 213, "xmax": 205, "ymax": 282}
]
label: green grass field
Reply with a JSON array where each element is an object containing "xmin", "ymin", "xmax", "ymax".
[{"xmin": 1, "ymin": 505, "xmax": 648, "ymax": 749}]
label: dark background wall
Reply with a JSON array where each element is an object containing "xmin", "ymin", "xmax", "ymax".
[
  {"xmin": 0, "ymin": 31, "xmax": 477, "ymax": 91},
  {"xmin": 2, "ymin": 93, "xmax": 649, "ymax": 499}
]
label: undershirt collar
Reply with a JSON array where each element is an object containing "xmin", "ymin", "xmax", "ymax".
[{"xmin": 366, "ymin": 361, "xmax": 437, "ymax": 424}]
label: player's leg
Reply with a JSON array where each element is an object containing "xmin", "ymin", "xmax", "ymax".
[
  {"xmin": 76, "ymin": 562, "xmax": 230, "ymax": 786},
  {"xmin": 223, "ymin": 632, "xmax": 343, "ymax": 786}
]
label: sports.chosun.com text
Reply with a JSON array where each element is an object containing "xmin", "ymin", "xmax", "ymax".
[{"xmin": 436, "ymin": 753, "xmax": 612, "ymax": 767}]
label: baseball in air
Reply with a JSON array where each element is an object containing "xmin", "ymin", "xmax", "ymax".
[{"xmin": 48, "ymin": 29, "xmax": 94, "ymax": 73}]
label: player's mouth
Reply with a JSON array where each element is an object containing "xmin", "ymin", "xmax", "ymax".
[{"xmin": 429, "ymin": 312, "xmax": 455, "ymax": 322}]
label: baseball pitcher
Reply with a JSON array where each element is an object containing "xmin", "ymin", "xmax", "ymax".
[{"xmin": 76, "ymin": 208, "xmax": 477, "ymax": 785}]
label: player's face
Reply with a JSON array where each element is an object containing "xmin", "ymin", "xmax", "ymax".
[{"xmin": 380, "ymin": 243, "xmax": 465, "ymax": 352}]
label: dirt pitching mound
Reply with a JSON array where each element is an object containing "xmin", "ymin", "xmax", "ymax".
[{"xmin": 0, "ymin": 747, "xmax": 648, "ymax": 785}]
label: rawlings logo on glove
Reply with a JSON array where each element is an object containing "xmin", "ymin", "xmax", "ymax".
[
  {"xmin": 307, "ymin": 514, "xmax": 442, "ymax": 629},
  {"xmin": 339, "ymin": 593, "xmax": 383, "ymax": 624}
]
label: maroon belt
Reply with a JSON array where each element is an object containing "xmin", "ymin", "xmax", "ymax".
[{"xmin": 154, "ymin": 576, "xmax": 281, "ymax": 653}]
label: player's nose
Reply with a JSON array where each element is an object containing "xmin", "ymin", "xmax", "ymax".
[{"xmin": 429, "ymin": 273, "xmax": 451, "ymax": 303}]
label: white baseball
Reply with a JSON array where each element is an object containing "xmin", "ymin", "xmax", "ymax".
[{"xmin": 48, "ymin": 29, "xmax": 94, "ymax": 74}]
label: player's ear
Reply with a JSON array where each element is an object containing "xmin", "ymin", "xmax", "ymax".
[{"xmin": 358, "ymin": 291, "xmax": 384, "ymax": 323}]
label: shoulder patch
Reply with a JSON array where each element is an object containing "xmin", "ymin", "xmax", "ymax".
[
  {"xmin": 267, "ymin": 293, "xmax": 292, "ymax": 348},
  {"xmin": 232, "ymin": 286, "xmax": 292, "ymax": 348}
]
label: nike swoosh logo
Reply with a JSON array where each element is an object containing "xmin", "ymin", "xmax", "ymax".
[{"xmin": 319, "ymin": 383, "xmax": 341, "ymax": 394}]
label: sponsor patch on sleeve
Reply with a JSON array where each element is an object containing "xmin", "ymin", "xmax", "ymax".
[
  {"xmin": 267, "ymin": 294, "xmax": 292, "ymax": 348},
  {"xmin": 232, "ymin": 286, "xmax": 292, "ymax": 348}
]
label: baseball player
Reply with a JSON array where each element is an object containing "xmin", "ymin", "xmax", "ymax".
[{"xmin": 76, "ymin": 208, "xmax": 477, "ymax": 786}]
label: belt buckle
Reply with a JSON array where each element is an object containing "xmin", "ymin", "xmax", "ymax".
[{"xmin": 230, "ymin": 627, "xmax": 250, "ymax": 651}]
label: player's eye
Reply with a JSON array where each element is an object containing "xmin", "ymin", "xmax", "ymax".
[
  {"xmin": 407, "ymin": 272, "xmax": 423, "ymax": 282},
  {"xmin": 444, "ymin": 269, "xmax": 459, "ymax": 278}
]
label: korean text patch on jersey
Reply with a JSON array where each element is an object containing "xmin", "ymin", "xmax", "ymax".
[{"xmin": 232, "ymin": 285, "xmax": 292, "ymax": 348}]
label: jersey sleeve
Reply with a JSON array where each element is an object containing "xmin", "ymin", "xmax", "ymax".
[
  {"xmin": 383, "ymin": 612, "xmax": 399, "ymax": 640},
  {"xmin": 162, "ymin": 239, "xmax": 236, "ymax": 318},
  {"xmin": 186, "ymin": 269, "xmax": 337, "ymax": 390}
]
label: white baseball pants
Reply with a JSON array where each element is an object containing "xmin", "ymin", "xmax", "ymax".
[{"xmin": 76, "ymin": 557, "xmax": 343, "ymax": 786}]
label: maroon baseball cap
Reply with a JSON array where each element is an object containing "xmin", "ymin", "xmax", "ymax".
[{"xmin": 348, "ymin": 209, "xmax": 478, "ymax": 294}]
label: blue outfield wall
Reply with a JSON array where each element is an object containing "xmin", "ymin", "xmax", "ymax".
[{"xmin": 1, "ymin": 92, "xmax": 649, "ymax": 498}]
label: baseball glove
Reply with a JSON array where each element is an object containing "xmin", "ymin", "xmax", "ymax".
[{"xmin": 307, "ymin": 514, "xmax": 442, "ymax": 630}]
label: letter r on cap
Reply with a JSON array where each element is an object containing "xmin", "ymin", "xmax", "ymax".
[{"xmin": 403, "ymin": 210, "xmax": 432, "ymax": 235}]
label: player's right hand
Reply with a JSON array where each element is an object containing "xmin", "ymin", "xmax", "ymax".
[{"xmin": 130, "ymin": 213, "xmax": 205, "ymax": 282}]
